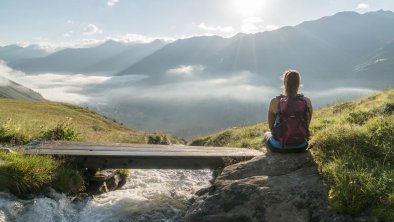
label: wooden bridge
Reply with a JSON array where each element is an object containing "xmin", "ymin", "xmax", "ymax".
[{"xmin": 24, "ymin": 141, "xmax": 263, "ymax": 169}]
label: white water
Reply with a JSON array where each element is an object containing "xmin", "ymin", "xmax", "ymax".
[{"xmin": 0, "ymin": 169, "xmax": 212, "ymax": 222}]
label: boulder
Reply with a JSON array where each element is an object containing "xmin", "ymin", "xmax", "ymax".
[
  {"xmin": 86, "ymin": 169, "xmax": 127, "ymax": 195},
  {"xmin": 185, "ymin": 149, "xmax": 377, "ymax": 222}
]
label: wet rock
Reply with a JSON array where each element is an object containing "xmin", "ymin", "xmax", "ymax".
[
  {"xmin": 185, "ymin": 149, "xmax": 377, "ymax": 222},
  {"xmin": 86, "ymin": 169, "xmax": 127, "ymax": 195}
]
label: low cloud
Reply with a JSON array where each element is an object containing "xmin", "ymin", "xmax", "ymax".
[
  {"xmin": 198, "ymin": 23, "xmax": 235, "ymax": 33},
  {"xmin": 0, "ymin": 75, "xmax": 11, "ymax": 86},
  {"xmin": 265, "ymin": 25, "xmax": 279, "ymax": 31},
  {"xmin": 0, "ymin": 62, "xmax": 276, "ymax": 104},
  {"xmin": 107, "ymin": 0, "xmax": 119, "ymax": 6},
  {"xmin": 167, "ymin": 65, "xmax": 205, "ymax": 76},
  {"xmin": 0, "ymin": 62, "xmax": 109, "ymax": 103},
  {"xmin": 110, "ymin": 33, "xmax": 175, "ymax": 44},
  {"xmin": 0, "ymin": 62, "xmax": 376, "ymax": 119},
  {"xmin": 357, "ymin": 3, "xmax": 369, "ymax": 9},
  {"xmin": 242, "ymin": 17, "xmax": 264, "ymax": 33},
  {"xmin": 85, "ymin": 71, "xmax": 277, "ymax": 103},
  {"xmin": 82, "ymin": 24, "xmax": 103, "ymax": 35},
  {"xmin": 305, "ymin": 87, "xmax": 375, "ymax": 105}
]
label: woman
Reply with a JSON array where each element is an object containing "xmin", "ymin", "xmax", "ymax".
[{"xmin": 264, "ymin": 70, "xmax": 313, "ymax": 152}]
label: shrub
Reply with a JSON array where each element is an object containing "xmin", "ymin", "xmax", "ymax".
[
  {"xmin": 41, "ymin": 121, "xmax": 82, "ymax": 141},
  {"xmin": 0, "ymin": 119, "xmax": 32, "ymax": 145},
  {"xmin": 147, "ymin": 135, "xmax": 171, "ymax": 145}
]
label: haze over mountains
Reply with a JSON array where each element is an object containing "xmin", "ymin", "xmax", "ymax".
[
  {"xmin": 7, "ymin": 40, "xmax": 166, "ymax": 75},
  {"xmin": 1, "ymin": 10, "xmax": 393, "ymax": 138}
]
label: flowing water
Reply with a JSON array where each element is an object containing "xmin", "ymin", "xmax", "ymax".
[{"xmin": 0, "ymin": 169, "xmax": 212, "ymax": 222}]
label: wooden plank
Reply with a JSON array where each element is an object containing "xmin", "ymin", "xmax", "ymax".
[{"xmin": 24, "ymin": 141, "xmax": 263, "ymax": 169}]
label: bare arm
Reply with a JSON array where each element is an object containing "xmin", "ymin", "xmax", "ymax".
[
  {"xmin": 267, "ymin": 98, "xmax": 278, "ymax": 129},
  {"xmin": 305, "ymin": 97, "xmax": 313, "ymax": 124}
]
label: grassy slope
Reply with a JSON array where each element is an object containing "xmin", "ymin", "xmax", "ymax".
[
  {"xmin": 190, "ymin": 89, "xmax": 394, "ymax": 221},
  {"xmin": 0, "ymin": 99, "xmax": 184, "ymax": 144},
  {"xmin": 0, "ymin": 99, "xmax": 184, "ymax": 196},
  {"xmin": 0, "ymin": 77, "xmax": 45, "ymax": 101}
]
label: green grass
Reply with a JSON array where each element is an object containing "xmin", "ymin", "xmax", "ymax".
[
  {"xmin": 0, "ymin": 99, "xmax": 184, "ymax": 196},
  {"xmin": 190, "ymin": 123, "xmax": 268, "ymax": 149},
  {"xmin": 191, "ymin": 88, "xmax": 394, "ymax": 221},
  {"xmin": 0, "ymin": 99, "xmax": 184, "ymax": 144},
  {"xmin": 0, "ymin": 151, "xmax": 84, "ymax": 196}
]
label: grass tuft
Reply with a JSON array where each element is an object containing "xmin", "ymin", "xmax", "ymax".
[
  {"xmin": 0, "ymin": 119, "xmax": 32, "ymax": 145},
  {"xmin": 0, "ymin": 151, "xmax": 85, "ymax": 196}
]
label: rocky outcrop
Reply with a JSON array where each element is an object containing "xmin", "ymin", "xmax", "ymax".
[
  {"xmin": 185, "ymin": 149, "xmax": 377, "ymax": 222},
  {"xmin": 86, "ymin": 169, "xmax": 127, "ymax": 195}
]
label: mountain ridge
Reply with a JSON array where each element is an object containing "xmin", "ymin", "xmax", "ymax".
[
  {"xmin": 114, "ymin": 10, "xmax": 394, "ymax": 89},
  {"xmin": 0, "ymin": 75, "xmax": 45, "ymax": 101}
]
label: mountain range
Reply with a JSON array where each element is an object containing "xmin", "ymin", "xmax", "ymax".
[
  {"xmin": 2, "ymin": 10, "xmax": 393, "ymax": 89},
  {"xmin": 1, "ymin": 10, "xmax": 393, "ymax": 138},
  {"xmin": 117, "ymin": 10, "xmax": 394, "ymax": 88},
  {"xmin": 6, "ymin": 40, "xmax": 165, "ymax": 75}
]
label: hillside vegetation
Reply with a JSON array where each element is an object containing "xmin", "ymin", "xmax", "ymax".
[
  {"xmin": 191, "ymin": 89, "xmax": 394, "ymax": 221},
  {"xmin": 0, "ymin": 98, "xmax": 184, "ymax": 145},
  {"xmin": 0, "ymin": 99, "xmax": 184, "ymax": 196}
]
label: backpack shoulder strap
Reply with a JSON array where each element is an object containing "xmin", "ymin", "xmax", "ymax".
[{"xmin": 275, "ymin": 95, "xmax": 284, "ymax": 113}]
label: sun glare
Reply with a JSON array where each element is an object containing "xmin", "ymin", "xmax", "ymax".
[{"xmin": 233, "ymin": 0, "xmax": 265, "ymax": 17}]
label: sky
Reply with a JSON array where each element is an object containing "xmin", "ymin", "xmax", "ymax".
[{"xmin": 1, "ymin": 0, "xmax": 394, "ymax": 48}]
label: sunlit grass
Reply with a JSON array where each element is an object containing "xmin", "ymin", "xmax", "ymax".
[
  {"xmin": 0, "ymin": 99, "xmax": 183, "ymax": 144},
  {"xmin": 190, "ymin": 123, "xmax": 267, "ymax": 149},
  {"xmin": 0, "ymin": 151, "xmax": 85, "ymax": 196},
  {"xmin": 191, "ymin": 88, "xmax": 394, "ymax": 220}
]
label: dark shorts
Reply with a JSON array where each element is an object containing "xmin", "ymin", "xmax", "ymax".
[{"xmin": 264, "ymin": 132, "xmax": 308, "ymax": 153}]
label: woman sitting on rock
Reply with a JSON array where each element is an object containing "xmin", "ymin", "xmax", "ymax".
[{"xmin": 264, "ymin": 70, "xmax": 313, "ymax": 152}]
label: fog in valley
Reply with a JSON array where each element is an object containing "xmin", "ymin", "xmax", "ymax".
[
  {"xmin": 0, "ymin": 61, "xmax": 375, "ymax": 139},
  {"xmin": 1, "ymin": 10, "xmax": 393, "ymax": 139}
]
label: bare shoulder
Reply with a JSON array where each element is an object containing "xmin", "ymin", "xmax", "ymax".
[
  {"xmin": 269, "ymin": 97, "xmax": 279, "ymax": 112},
  {"xmin": 270, "ymin": 97, "xmax": 279, "ymax": 106},
  {"xmin": 303, "ymin": 96, "xmax": 313, "ymax": 110}
]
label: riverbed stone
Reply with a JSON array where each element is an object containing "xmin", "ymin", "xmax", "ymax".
[
  {"xmin": 185, "ymin": 149, "xmax": 377, "ymax": 222},
  {"xmin": 86, "ymin": 169, "xmax": 127, "ymax": 195}
]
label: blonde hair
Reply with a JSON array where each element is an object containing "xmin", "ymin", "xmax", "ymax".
[{"xmin": 281, "ymin": 70, "xmax": 301, "ymax": 97}]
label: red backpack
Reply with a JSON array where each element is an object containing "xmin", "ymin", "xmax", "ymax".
[{"xmin": 272, "ymin": 95, "xmax": 310, "ymax": 146}]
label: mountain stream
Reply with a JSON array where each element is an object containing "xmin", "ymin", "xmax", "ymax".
[{"xmin": 0, "ymin": 169, "xmax": 212, "ymax": 222}]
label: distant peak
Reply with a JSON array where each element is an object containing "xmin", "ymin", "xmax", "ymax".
[
  {"xmin": 232, "ymin": 33, "xmax": 248, "ymax": 39},
  {"xmin": 333, "ymin": 11, "xmax": 360, "ymax": 17},
  {"xmin": 102, "ymin": 39, "xmax": 121, "ymax": 45},
  {"xmin": 364, "ymin": 9, "xmax": 394, "ymax": 15}
]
